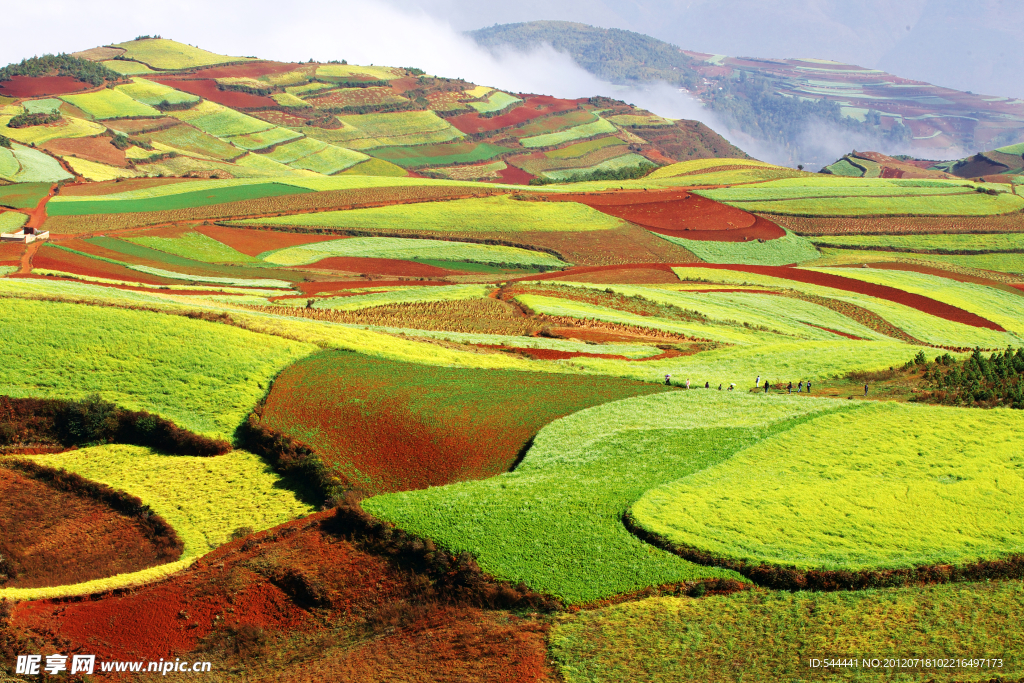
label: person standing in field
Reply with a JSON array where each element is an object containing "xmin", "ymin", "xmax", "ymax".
[
  {"xmin": 764, "ymin": 381, "xmax": 770, "ymax": 393},
  {"xmin": 787, "ymin": 381, "xmax": 792, "ymax": 394},
  {"xmin": 718, "ymin": 383, "xmax": 722, "ymax": 390},
  {"xmin": 864, "ymin": 382, "xmax": 869, "ymax": 396},
  {"xmin": 807, "ymin": 381, "xmax": 812, "ymax": 394},
  {"xmin": 665, "ymin": 374, "xmax": 671, "ymax": 386},
  {"xmin": 686, "ymin": 379, "xmax": 691, "ymax": 389},
  {"xmin": 798, "ymin": 381, "xmax": 803, "ymax": 393},
  {"xmin": 756, "ymin": 375, "xmax": 761, "ymax": 388},
  {"xmin": 705, "ymin": 381, "xmax": 710, "ymax": 389}
]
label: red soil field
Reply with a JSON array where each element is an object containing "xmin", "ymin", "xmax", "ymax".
[
  {"xmin": 300, "ymin": 256, "xmax": 462, "ymax": 277},
  {"xmin": 676, "ymin": 263, "xmax": 1006, "ymax": 330},
  {"xmin": 41, "ymin": 136, "xmax": 129, "ymax": 167},
  {"xmin": 253, "ymin": 109, "xmax": 313, "ymax": 127},
  {"xmin": 97, "ymin": 116, "xmax": 180, "ymax": 135},
  {"xmin": 480, "ymin": 345, "xmax": 632, "ymax": 361},
  {"xmin": 30, "ymin": 246, "xmax": 179, "ymax": 284},
  {"xmin": 153, "ymin": 78, "xmax": 277, "ymax": 108},
  {"xmin": 773, "ymin": 213, "xmax": 1024, "ymax": 236},
  {"xmin": 448, "ymin": 95, "xmax": 583, "ymax": 134},
  {"xmin": 259, "ymin": 351, "xmax": 669, "ymax": 493},
  {"xmin": 0, "ymin": 75, "xmax": 91, "ymax": 97},
  {"xmin": 0, "ymin": 242, "xmax": 24, "ymax": 260},
  {"xmin": 0, "ymin": 468, "xmax": 178, "ymax": 589},
  {"xmin": 551, "ymin": 266, "xmax": 682, "ymax": 284},
  {"xmin": 11, "ymin": 513, "xmax": 554, "ymax": 682},
  {"xmin": 191, "ymin": 61, "xmax": 302, "ymax": 79},
  {"xmin": 543, "ymin": 189, "xmax": 786, "ymax": 241},
  {"xmin": 59, "ymin": 176, "xmax": 192, "ymax": 197},
  {"xmin": 496, "ymin": 164, "xmax": 535, "ymax": 185},
  {"xmin": 195, "ymin": 225, "xmax": 338, "ymax": 256}
]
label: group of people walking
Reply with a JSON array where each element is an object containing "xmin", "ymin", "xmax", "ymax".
[{"xmin": 664, "ymin": 374, "xmax": 870, "ymax": 396}]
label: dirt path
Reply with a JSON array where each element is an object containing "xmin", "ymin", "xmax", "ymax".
[
  {"xmin": 18, "ymin": 241, "xmax": 41, "ymax": 274},
  {"xmin": 24, "ymin": 184, "xmax": 57, "ymax": 230}
]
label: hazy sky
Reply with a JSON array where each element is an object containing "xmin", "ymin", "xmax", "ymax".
[{"xmin": 2, "ymin": 0, "xmax": 1020, "ymax": 100}]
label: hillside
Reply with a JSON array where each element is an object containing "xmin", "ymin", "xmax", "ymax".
[
  {"xmin": 0, "ymin": 38, "xmax": 744, "ymax": 187},
  {"xmin": 470, "ymin": 21, "xmax": 1024, "ymax": 167},
  {"xmin": 824, "ymin": 146, "xmax": 1024, "ymax": 184}
]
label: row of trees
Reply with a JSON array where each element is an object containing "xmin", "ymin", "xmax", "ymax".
[
  {"xmin": 917, "ymin": 347, "xmax": 1024, "ymax": 409},
  {"xmin": 0, "ymin": 54, "xmax": 124, "ymax": 87}
]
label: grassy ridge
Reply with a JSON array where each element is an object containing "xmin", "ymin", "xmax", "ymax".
[
  {"xmin": 633, "ymin": 402, "xmax": 1024, "ymax": 570},
  {"xmin": 0, "ymin": 298, "xmax": 314, "ymax": 438},
  {"xmin": 655, "ymin": 229, "xmax": 821, "ymax": 266},
  {"xmin": 232, "ymin": 195, "xmax": 623, "ymax": 233},
  {"xmin": 48, "ymin": 182, "xmax": 312, "ymax": 215},
  {"xmin": 364, "ymin": 392, "xmax": 845, "ymax": 604}
]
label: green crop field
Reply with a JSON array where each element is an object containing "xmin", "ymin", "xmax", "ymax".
[
  {"xmin": 543, "ymin": 153, "xmax": 654, "ymax": 181},
  {"xmin": 263, "ymin": 137, "xmax": 330, "ymax": 164},
  {"xmin": 335, "ymin": 111, "xmax": 463, "ymax": 149},
  {"xmin": 260, "ymin": 236, "xmax": 568, "ymax": 269},
  {"xmin": 815, "ymin": 247, "xmax": 1024, "ymax": 275},
  {"xmin": 550, "ymin": 582, "xmax": 1024, "ymax": 683},
  {"xmin": 48, "ymin": 182, "xmax": 313, "ymax": 215},
  {"xmin": 113, "ymin": 38, "xmax": 251, "ymax": 70},
  {"xmin": 632, "ymin": 402, "xmax": 1024, "ymax": 570},
  {"xmin": 21, "ymin": 99, "xmax": 61, "ymax": 115},
  {"xmin": 656, "ymin": 229, "xmax": 820, "ymax": 266},
  {"xmin": 0, "ymin": 445, "xmax": 313, "ymax": 600},
  {"xmin": 133, "ymin": 124, "xmax": 243, "ymax": 161},
  {"xmin": 231, "ymin": 195, "xmax": 623, "ymax": 233},
  {"xmin": 647, "ymin": 158, "xmax": 776, "ymax": 179},
  {"xmin": 59, "ymin": 89, "xmax": 162, "ymax": 120},
  {"xmin": 116, "ymin": 78, "xmax": 199, "ymax": 107},
  {"xmin": 364, "ymin": 392, "xmax": 847, "ymax": 604},
  {"xmin": 0, "ymin": 115, "xmax": 110, "ymax": 145},
  {"xmin": 520, "ymin": 117, "xmax": 618, "ymax": 148},
  {"xmin": 287, "ymin": 143, "xmax": 368, "ymax": 174},
  {"xmin": 303, "ymin": 284, "xmax": 489, "ymax": 311},
  {"xmin": 0, "ymin": 298, "xmax": 314, "ymax": 438},
  {"xmin": 224, "ymin": 126, "xmax": 302, "ymax": 151},
  {"xmin": 171, "ymin": 100, "xmax": 275, "ymax": 138},
  {"xmin": 100, "ymin": 59, "xmax": 156, "ymax": 75},
  {"xmin": 368, "ymin": 141, "xmax": 510, "ymax": 168},
  {"xmin": 125, "ymin": 231, "xmax": 261, "ymax": 264},
  {"xmin": 545, "ymin": 135, "xmax": 627, "ymax": 159},
  {"xmin": 510, "ymin": 109, "xmax": 598, "ymax": 138},
  {"xmin": 0, "ymin": 182, "xmax": 51, "ymax": 210}
]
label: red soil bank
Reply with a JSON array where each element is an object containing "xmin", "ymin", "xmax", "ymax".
[
  {"xmin": 259, "ymin": 351, "xmax": 669, "ymax": 493},
  {"xmin": 551, "ymin": 266, "xmax": 683, "ymax": 285},
  {"xmin": 153, "ymin": 78, "xmax": 277, "ymax": 108},
  {"xmin": 195, "ymin": 225, "xmax": 338, "ymax": 257},
  {"xmin": 41, "ymin": 136, "xmax": 129, "ymax": 167},
  {"xmin": 301, "ymin": 256, "xmax": 462, "ymax": 277},
  {"xmin": 497, "ymin": 164, "xmax": 536, "ymax": 185},
  {"xmin": 0, "ymin": 468, "xmax": 177, "ymax": 589},
  {"xmin": 448, "ymin": 95, "xmax": 583, "ymax": 134},
  {"xmin": 544, "ymin": 189, "xmax": 786, "ymax": 241},
  {"xmin": 0, "ymin": 75, "xmax": 91, "ymax": 97},
  {"xmin": 480, "ymin": 345, "xmax": 632, "ymax": 361},
  {"xmin": 295, "ymin": 279, "xmax": 453, "ymax": 295},
  {"xmin": 677, "ymin": 264, "xmax": 1006, "ymax": 330},
  {"xmin": 30, "ymin": 247, "xmax": 178, "ymax": 284},
  {"xmin": 13, "ymin": 513, "xmax": 554, "ymax": 681}
]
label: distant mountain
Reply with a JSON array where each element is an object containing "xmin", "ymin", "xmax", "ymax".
[{"xmin": 469, "ymin": 21, "xmax": 1024, "ymax": 169}]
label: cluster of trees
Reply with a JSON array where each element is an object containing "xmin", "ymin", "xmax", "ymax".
[
  {"xmin": 0, "ymin": 54, "xmax": 124, "ymax": 87},
  {"xmin": 8, "ymin": 111, "xmax": 61, "ymax": 128},
  {"xmin": 528, "ymin": 160, "xmax": 657, "ymax": 185},
  {"xmin": 0, "ymin": 135, "xmax": 10, "ymax": 148},
  {"xmin": 469, "ymin": 21, "xmax": 701, "ymax": 90},
  {"xmin": 916, "ymin": 347, "xmax": 1024, "ymax": 409}
]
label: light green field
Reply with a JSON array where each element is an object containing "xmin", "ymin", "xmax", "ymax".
[
  {"xmin": 606, "ymin": 114, "xmax": 674, "ymax": 127},
  {"xmin": 263, "ymin": 137, "xmax": 329, "ymax": 164},
  {"xmin": 0, "ymin": 298, "xmax": 314, "ymax": 438},
  {"xmin": 113, "ymin": 38, "xmax": 251, "ymax": 70},
  {"xmin": 0, "ymin": 114, "xmax": 105, "ymax": 145},
  {"xmin": 813, "ymin": 247, "xmax": 1024, "ymax": 276},
  {"xmin": 0, "ymin": 445, "xmax": 314, "ymax": 600},
  {"xmin": 545, "ymin": 136, "xmax": 625, "ymax": 160},
  {"xmin": 100, "ymin": 59, "xmax": 157, "ymax": 75},
  {"xmin": 0, "ymin": 144, "xmax": 73, "ymax": 183},
  {"xmin": 699, "ymin": 182, "xmax": 976, "ymax": 201},
  {"xmin": 126, "ymin": 231, "xmax": 261, "ymax": 264},
  {"xmin": 520, "ymin": 118, "xmax": 618, "ymax": 148},
  {"xmin": 286, "ymin": 143, "xmax": 368, "ymax": 174},
  {"xmin": 467, "ymin": 90, "xmax": 522, "ymax": 113},
  {"xmin": 116, "ymin": 78, "xmax": 199, "ymax": 107},
  {"xmin": 543, "ymin": 153, "xmax": 653, "ymax": 181},
  {"xmin": 21, "ymin": 99, "xmax": 61, "ymax": 115},
  {"xmin": 232, "ymin": 153, "xmax": 316, "ymax": 177},
  {"xmin": 364, "ymin": 391, "xmax": 846, "ymax": 604},
  {"xmin": 232, "ymin": 195, "xmax": 623, "ymax": 233},
  {"xmin": 670, "ymin": 267, "xmax": 1024, "ymax": 349},
  {"xmin": 811, "ymin": 232, "xmax": 1024, "ymax": 252},
  {"xmin": 656, "ymin": 229, "xmax": 821, "ymax": 266},
  {"xmin": 0, "ymin": 211, "xmax": 28, "ymax": 232},
  {"xmin": 225, "ymin": 126, "xmax": 303, "ymax": 151},
  {"xmin": 550, "ymin": 582, "xmax": 1024, "ymax": 683},
  {"xmin": 335, "ymin": 111, "xmax": 463, "ymax": 149},
  {"xmin": 170, "ymin": 100, "xmax": 274, "ymax": 138},
  {"xmin": 806, "ymin": 267, "xmax": 1024, "ymax": 336},
  {"xmin": 261, "ymin": 236, "xmax": 568, "ymax": 268},
  {"xmin": 63, "ymin": 157, "xmax": 142, "ymax": 182},
  {"xmin": 633, "ymin": 402, "xmax": 1024, "ymax": 570},
  {"xmin": 647, "ymin": 158, "xmax": 775, "ymax": 178},
  {"xmin": 315, "ymin": 64, "xmax": 402, "ymax": 81},
  {"xmin": 702, "ymin": 186, "xmax": 1024, "ymax": 216},
  {"xmin": 59, "ymin": 89, "xmax": 161, "ymax": 120}
]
